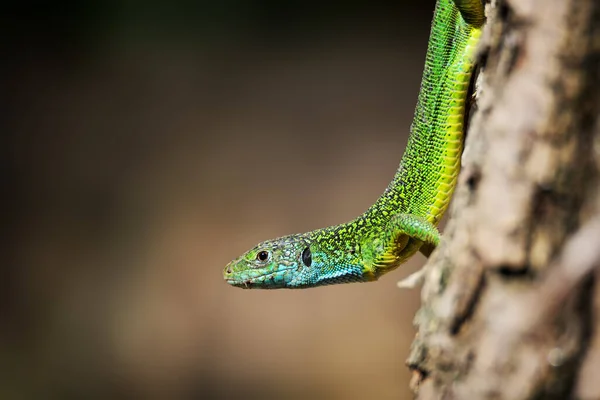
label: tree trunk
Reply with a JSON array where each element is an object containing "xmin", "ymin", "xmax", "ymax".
[{"xmin": 408, "ymin": 0, "xmax": 600, "ymax": 398}]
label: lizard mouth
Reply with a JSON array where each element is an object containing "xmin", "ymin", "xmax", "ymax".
[{"xmin": 224, "ymin": 267, "xmax": 297, "ymax": 289}]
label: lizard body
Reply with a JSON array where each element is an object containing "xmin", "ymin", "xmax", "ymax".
[{"xmin": 224, "ymin": 0, "xmax": 484, "ymax": 289}]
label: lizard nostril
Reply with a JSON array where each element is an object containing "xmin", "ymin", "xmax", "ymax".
[{"xmin": 226, "ymin": 267, "xmax": 232, "ymax": 275}]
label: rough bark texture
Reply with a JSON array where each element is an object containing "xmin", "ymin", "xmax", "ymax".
[{"xmin": 408, "ymin": 0, "xmax": 600, "ymax": 399}]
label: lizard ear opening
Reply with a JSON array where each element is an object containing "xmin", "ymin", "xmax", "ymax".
[{"xmin": 301, "ymin": 247, "xmax": 312, "ymax": 267}]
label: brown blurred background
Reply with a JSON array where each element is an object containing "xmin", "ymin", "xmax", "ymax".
[{"xmin": 4, "ymin": 1, "xmax": 437, "ymax": 399}]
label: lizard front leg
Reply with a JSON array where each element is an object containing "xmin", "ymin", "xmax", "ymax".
[{"xmin": 361, "ymin": 214, "xmax": 440, "ymax": 281}]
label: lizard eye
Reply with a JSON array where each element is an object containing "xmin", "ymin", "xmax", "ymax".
[
  {"xmin": 256, "ymin": 251, "xmax": 270, "ymax": 262},
  {"xmin": 301, "ymin": 247, "xmax": 312, "ymax": 267}
]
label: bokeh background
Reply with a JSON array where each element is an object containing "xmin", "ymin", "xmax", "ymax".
[{"xmin": 4, "ymin": 1, "xmax": 438, "ymax": 398}]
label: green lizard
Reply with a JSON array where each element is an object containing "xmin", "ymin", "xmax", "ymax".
[{"xmin": 224, "ymin": 0, "xmax": 484, "ymax": 289}]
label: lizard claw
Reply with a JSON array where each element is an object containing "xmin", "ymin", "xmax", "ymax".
[{"xmin": 397, "ymin": 268, "xmax": 427, "ymax": 289}]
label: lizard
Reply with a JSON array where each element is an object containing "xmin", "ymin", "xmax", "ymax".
[{"xmin": 224, "ymin": 0, "xmax": 485, "ymax": 289}]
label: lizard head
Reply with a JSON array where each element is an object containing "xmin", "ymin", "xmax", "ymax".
[{"xmin": 223, "ymin": 234, "xmax": 313, "ymax": 289}]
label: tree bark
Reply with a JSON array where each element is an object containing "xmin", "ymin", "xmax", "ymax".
[{"xmin": 408, "ymin": 0, "xmax": 600, "ymax": 398}]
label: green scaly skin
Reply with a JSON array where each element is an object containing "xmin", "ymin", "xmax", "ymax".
[{"xmin": 224, "ymin": 0, "xmax": 484, "ymax": 289}]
